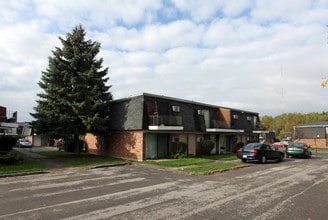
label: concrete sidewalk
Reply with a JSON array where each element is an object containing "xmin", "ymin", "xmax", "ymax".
[{"xmin": 14, "ymin": 147, "xmax": 70, "ymax": 168}]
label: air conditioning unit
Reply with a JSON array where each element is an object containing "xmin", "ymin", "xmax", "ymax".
[
  {"xmin": 172, "ymin": 105, "xmax": 180, "ymax": 112},
  {"xmin": 172, "ymin": 136, "xmax": 179, "ymax": 142}
]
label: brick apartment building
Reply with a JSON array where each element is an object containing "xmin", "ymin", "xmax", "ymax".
[{"xmin": 85, "ymin": 93, "xmax": 262, "ymax": 161}]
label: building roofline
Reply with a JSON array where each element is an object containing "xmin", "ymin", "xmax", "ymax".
[
  {"xmin": 110, "ymin": 92, "xmax": 259, "ymax": 115},
  {"xmin": 294, "ymin": 120, "xmax": 328, "ymax": 128}
]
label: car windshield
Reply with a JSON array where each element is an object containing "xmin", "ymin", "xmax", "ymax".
[
  {"xmin": 244, "ymin": 143, "xmax": 261, "ymax": 150},
  {"xmin": 20, "ymin": 139, "xmax": 29, "ymax": 142},
  {"xmin": 289, "ymin": 142, "xmax": 306, "ymax": 148}
]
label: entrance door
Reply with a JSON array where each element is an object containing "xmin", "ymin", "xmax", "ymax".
[
  {"xmin": 146, "ymin": 134, "xmax": 169, "ymax": 159},
  {"xmin": 157, "ymin": 134, "xmax": 168, "ymax": 158},
  {"xmin": 188, "ymin": 135, "xmax": 196, "ymax": 156},
  {"xmin": 219, "ymin": 135, "xmax": 227, "ymax": 154},
  {"xmin": 146, "ymin": 134, "xmax": 157, "ymax": 159}
]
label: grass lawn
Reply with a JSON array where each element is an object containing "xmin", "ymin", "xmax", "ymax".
[
  {"xmin": 0, "ymin": 150, "xmax": 50, "ymax": 174},
  {"xmin": 144, "ymin": 153, "xmax": 238, "ymax": 167},
  {"xmin": 37, "ymin": 151, "xmax": 130, "ymax": 167},
  {"xmin": 143, "ymin": 158, "xmax": 214, "ymax": 167},
  {"xmin": 0, "ymin": 150, "xmax": 129, "ymax": 175},
  {"xmin": 1, "ymin": 150, "xmax": 239, "ymax": 176},
  {"xmin": 201, "ymin": 154, "xmax": 238, "ymax": 161},
  {"xmin": 143, "ymin": 154, "xmax": 244, "ymax": 174}
]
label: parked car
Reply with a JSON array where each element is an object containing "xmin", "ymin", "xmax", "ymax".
[
  {"xmin": 286, "ymin": 142, "xmax": 312, "ymax": 158},
  {"xmin": 16, "ymin": 139, "xmax": 32, "ymax": 148},
  {"xmin": 237, "ymin": 143, "xmax": 284, "ymax": 163},
  {"xmin": 54, "ymin": 138, "xmax": 64, "ymax": 151},
  {"xmin": 272, "ymin": 141, "xmax": 289, "ymax": 151}
]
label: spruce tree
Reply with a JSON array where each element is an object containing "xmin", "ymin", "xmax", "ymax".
[{"xmin": 31, "ymin": 25, "xmax": 112, "ymax": 153}]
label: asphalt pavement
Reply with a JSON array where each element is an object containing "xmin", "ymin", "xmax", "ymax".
[{"xmin": 2, "ymin": 156, "xmax": 328, "ymax": 219}]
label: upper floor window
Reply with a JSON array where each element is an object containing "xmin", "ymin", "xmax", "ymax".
[
  {"xmin": 197, "ymin": 109, "xmax": 204, "ymax": 115},
  {"xmin": 172, "ymin": 105, "xmax": 180, "ymax": 112},
  {"xmin": 247, "ymin": 116, "xmax": 252, "ymax": 121},
  {"xmin": 233, "ymin": 114, "xmax": 239, "ymax": 119}
]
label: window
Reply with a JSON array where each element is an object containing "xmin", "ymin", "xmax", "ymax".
[
  {"xmin": 247, "ymin": 116, "xmax": 252, "ymax": 121},
  {"xmin": 172, "ymin": 105, "xmax": 180, "ymax": 112},
  {"xmin": 233, "ymin": 114, "xmax": 239, "ymax": 119},
  {"xmin": 197, "ymin": 110, "xmax": 204, "ymax": 115}
]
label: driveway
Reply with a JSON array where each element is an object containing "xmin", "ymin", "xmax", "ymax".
[
  {"xmin": 1, "ymin": 156, "xmax": 328, "ymax": 219},
  {"xmin": 14, "ymin": 147, "xmax": 70, "ymax": 168}
]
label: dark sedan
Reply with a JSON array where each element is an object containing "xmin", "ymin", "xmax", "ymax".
[{"xmin": 237, "ymin": 143, "xmax": 284, "ymax": 163}]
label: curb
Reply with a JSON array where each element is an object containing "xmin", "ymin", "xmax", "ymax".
[
  {"xmin": 0, "ymin": 171, "xmax": 49, "ymax": 178},
  {"xmin": 174, "ymin": 164, "xmax": 251, "ymax": 176},
  {"xmin": 90, "ymin": 162, "xmax": 132, "ymax": 169}
]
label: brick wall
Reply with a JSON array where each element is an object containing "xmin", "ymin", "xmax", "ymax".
[
  {"xmin": 85, "ymin": 132, "xmax": 144, "ymax": 161},
  {"xmin": 85, "ymin": 133, "xmax": 108, "ymax": 155},
  {"xmin": 294, "ymin": 138, "xmax": 327, "ymax": 148},
  {"xmin": 108, "ymin": 132, "xmax": 144, "ymax": 161}
]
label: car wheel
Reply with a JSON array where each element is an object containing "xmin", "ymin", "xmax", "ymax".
[
  {"xmin": 305, "ymin": 152, "xmax": 311, "ymax": 159},
  {"xmin": 241, "ymin": 159, "xmax": 247, "ymax": 163},
  {"xmin": 260, "ymin": 155, "xmax": 267, "ymax": 164},
  {"xmin": 278, "ymin": 154, "xmax": 284, "ymax": 162}
]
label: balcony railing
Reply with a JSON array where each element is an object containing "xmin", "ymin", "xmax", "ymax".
[{"xmin": 149, "ymin": 115, "xmax": 182, "ymax": 126}]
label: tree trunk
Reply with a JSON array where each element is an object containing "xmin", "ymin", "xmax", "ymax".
[{"xmin": 74, "ymin": 133, "xmax": 80, "ymax": 156}]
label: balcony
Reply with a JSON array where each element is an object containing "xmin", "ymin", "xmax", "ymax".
[
  {"xmin": 148, "ymin": 115, "xmax": 183, "ymax": 131},
  {"xmin": 205, "ymin": 120, "xmax": 244, "ymax": 133},
  {"xmin": 205, "ymin": 120, "xmax": 230, "ymax": 129}
]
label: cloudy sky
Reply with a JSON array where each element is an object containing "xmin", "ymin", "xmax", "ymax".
[{"xmin": 1, "ymin": 0, "xmax": 328, "ymax": 122}]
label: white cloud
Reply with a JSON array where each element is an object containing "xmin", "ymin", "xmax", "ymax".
[
  {"xmin": 1, "ymin": 0, "xmax": 328, "ymax": 122},
  {"xmin": 172, "ymin": 0, "xmax": 224, "ymax": 22}
]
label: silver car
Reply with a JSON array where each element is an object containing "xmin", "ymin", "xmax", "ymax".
[{"xmin": 16, "ymin": 139, "xmax": 32, "ymax": 148}]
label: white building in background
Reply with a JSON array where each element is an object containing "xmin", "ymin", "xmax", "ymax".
[{"xmin": 0, "ymin": 105, "xmax": 31, "ymax": 136}]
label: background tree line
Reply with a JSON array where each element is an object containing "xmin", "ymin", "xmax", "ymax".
[{"xmin": 261, "ymin": 112, "xmax": 328, "ymax": 140}]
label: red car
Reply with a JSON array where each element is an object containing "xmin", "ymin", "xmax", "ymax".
[
  {"xmin": 54, "ymin": 139, "xmax": 64, "ymax": 151},
  {"xmin": 272, "ymin": 142, "xmax": 288, "ymax": 151}
]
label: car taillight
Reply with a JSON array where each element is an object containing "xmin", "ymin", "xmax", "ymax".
[
  {"xmin": 303, "ymin": 147, "xmax": 307, "ymax": 151},
  {"xmin": 237, "ymin": 149, "xmax": 242, "ymax": 153},
  {"xmin": 249, "ymin": 150, "xmax": 258, "ymax": 154}
]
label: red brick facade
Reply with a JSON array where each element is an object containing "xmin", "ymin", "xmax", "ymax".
[
  {"xmin": 294, "ymin": 138, "xmax": 327, "ymax": 149},
  {"xmin": 85, "ymin": 133, "xmax": 108, "ymax": 155},
  {"xmin": 85, "ymin": 132, "xmax": 144, "ymax": 161}
]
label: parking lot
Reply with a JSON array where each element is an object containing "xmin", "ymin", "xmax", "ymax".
[{"xmin": 1, "ymin": 156, "xmax": 328, "ymax": 220}]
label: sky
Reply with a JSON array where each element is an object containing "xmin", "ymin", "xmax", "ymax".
[{"xmin": 1, "ymin": 0, "xmax": 328, "ymax": 122}]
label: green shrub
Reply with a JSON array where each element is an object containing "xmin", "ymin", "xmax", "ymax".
[
  {"xmin": 201, "ymin": 140, "xmax": 215, "ymax": 155},
  {"xmin": 0, "ymin": 136, "xmax": 17, "ymax": 152},
  {"xmin": 170, "ymin": 142, "xmax": 187, "ymax": 159}
]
